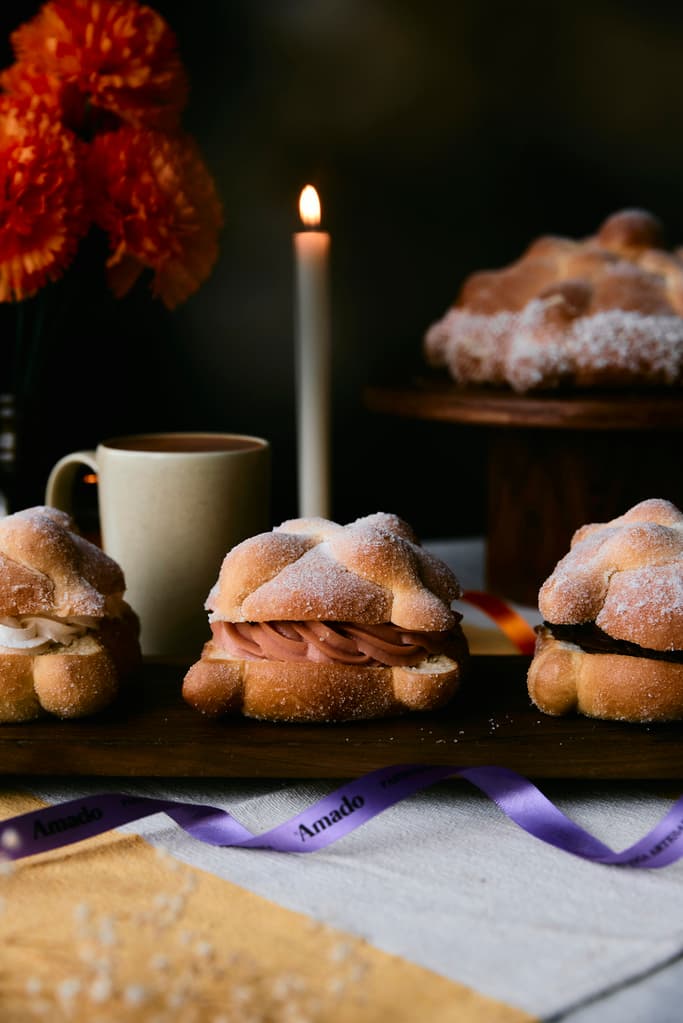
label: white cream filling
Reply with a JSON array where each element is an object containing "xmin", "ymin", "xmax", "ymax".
[{"xmin": 0, "ymin": 616, "xmax": 96, "ymax": 652}]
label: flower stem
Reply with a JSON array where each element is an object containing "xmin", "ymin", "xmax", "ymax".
[
  {"xmin": 13, "ymin": 299, "xmax": 25, "ymax": 395},
  {"xmin": 22, "ymin": 290, "xmax": 47, "ymax": 401}
]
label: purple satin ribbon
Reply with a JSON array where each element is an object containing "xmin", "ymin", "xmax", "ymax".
[{"xmin": 1, "ymin": 764, "xmax": 682, "ymax": 868}]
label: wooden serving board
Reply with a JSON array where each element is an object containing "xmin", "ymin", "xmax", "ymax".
[{"xmin": 0, "ymin": 657, "xmax": 681, "ymax": 780}]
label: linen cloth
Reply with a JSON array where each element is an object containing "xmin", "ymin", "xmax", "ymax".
[
  {"xmin": 3, "ymin": 789, "xmax": 517, "ymax": 1023},
  {"xmin": 26, "ymin": 774, "xmax": 683, "ymax": 1019},
  {"xmin": 2, "ymin": 538, "xmax": 682, "ymax": 1021}
]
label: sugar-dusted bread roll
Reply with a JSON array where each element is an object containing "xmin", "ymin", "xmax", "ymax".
[
  {"xmin": 0, "ymin": 506, "xmax": 141, "ymax": 722},
  {"xmin": 424, "ymin": 208, "xmax": 683, "ymax": 392},
  {"xmin": 183, "ymin": 512, "xmax": 469, "ymax": 722},
  {"xmin": 527, "ymin": 498, "xmax": 683, "ymax": 722}
]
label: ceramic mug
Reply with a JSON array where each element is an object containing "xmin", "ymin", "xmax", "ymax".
[{"xmin": 45, "ymin": 432, "xmax": 270, "ymax": 659}]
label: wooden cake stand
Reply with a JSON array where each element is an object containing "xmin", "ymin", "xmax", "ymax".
[{"xmin": 364, "ymin": 376, "xmax": 683, "ymax": 606}]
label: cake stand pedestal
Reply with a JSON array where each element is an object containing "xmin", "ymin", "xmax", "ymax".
[{"xmin": 364, "ymin": 376, "xmax": 683, "ymax": 606}]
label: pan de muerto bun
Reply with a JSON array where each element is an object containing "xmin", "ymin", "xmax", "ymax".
[
  {"xmin": 183, "ymin": 512, "xmax": 469, "ymax": 722},
  {"xmin": 424, "ymin": 209, "xmax": 683, "ymax": 392},
  {"xmin": 0, "ymin": 506, "xmax": 141, "ymax": 722},
  {"xmin": 527, "ymin": 498, "xmax": 683, "ymax": 722}
]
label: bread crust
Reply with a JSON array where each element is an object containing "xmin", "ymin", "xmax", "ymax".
[
  {"xmin": 182, "ymin": 626, "xmax": 469, "ymax": 723},
  {"xmin": 0, "ymin": 506, "xmax": 142, "ymax": 722},
  {"xmin": 0, "ymin": 628, "xmax": 135, "ymax": 723},
  {"xmin": 207, "ymin": 512, "xmax": 461, "ymax": 631},
  {"xmin": 0, "ymin": 506, "xmax": 125, "ymax": 617},
  {"xmin": 527, "ymin": 626, "xmax": 683, "ymax": 723}
]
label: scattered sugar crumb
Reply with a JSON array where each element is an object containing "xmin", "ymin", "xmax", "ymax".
[
  {"xmin": 124, "ymin": 983, "xmax": 148, "ymax": 1006},
  {"xmin": 1, "ymin": 827, "xmax": 20, "ymax": 850},
  {"xmin": 89, "ymin": 975, "xmax": 113, "ymax": 1003},
  {"xmin": 57, "ymin": 977, "xmax": 82, "ymax": 1003}
]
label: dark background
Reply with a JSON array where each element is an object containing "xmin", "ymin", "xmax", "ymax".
[{"xmin": 3, "ymin": 0, "xmax": 683, "ymax": 540}]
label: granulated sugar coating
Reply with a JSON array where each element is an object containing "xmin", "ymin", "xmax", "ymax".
[
  {"xmin": 208, "ymin": 512, "xmax": 462, "ymax": 631},
  {"xmin": 539, "ymin": 498, "xmax": 683, "ymax": 651},
  {"xmin": 527, "ymin": 498, "xmax": 683, "ymax": 723},
  {"xmin": 183, "ymin": 512, "xmax": 470, "ymax": 722},
  {"xmin": 424, "ymin": 208, "xmax": 683, "ymax": 392}
]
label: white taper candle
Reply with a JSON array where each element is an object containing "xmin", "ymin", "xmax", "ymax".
[{"xmin": 294, "ymin": 184, "xmax": 331, "ymax": 519}]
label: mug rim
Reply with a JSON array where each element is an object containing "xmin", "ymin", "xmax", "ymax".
[{"xmin": 98, "ymin": 431, "xmax": 270, "ymax": 454}]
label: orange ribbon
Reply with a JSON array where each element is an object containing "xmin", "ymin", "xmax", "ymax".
[{"xmin": 460, "ymin": 590, "xmax": 538, "ymax": 656}]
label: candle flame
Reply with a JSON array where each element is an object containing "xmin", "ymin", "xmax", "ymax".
[{"xmin": 299, "ymin": 185, "xmax": 321, "ymax": 227}]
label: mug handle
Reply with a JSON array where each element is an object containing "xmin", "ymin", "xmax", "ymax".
[{"xmin": 45, "ymin": 450, "xmax": 98, "ymax": 515}]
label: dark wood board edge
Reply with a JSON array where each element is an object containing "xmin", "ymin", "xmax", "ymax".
[{"xmin": 0, "ymin": 657, "xmax": 681, "ymax": 781}]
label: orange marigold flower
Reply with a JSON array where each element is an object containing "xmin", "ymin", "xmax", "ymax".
[
  {"xmin": 1, "ymin": 61, "xmax": 88, "ymax": 130},
  {"xmin": 89, "ymin": 127, "xmax": 223, "ymax": 309},
  {"xmin": 9, "ymin": 0, "xmax": 188, "ymax": 131},
  {"xmin": 0, "ymin": 94, "xmax": 88, "ymax": 302}
]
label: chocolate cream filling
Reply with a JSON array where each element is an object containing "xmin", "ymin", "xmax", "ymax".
[
  {"xmin": 211, "ymin": 619, "xmax": 463, "ymax": 667},
  {"xmin": 545, "ymin": 622, "xmax": 683, "ymax": 664}
]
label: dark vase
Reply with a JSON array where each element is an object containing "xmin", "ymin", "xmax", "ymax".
[
  {"xmin": 0, "ymin": 391, "xmax": 16, "ymax": 515},
  {"xmin": 0, "ymin": 234, "xmax": 112, "ymax": 513},
  {"xmin": 1, "ymin": 229, "xmax": 184, "ymax": 515},
  {"xmin": 0, "ymin": 289, "xmax": 49, "ymax": 514}
]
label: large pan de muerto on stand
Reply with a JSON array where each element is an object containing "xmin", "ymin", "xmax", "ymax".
[{"xmin": 424, "ymin": 209, "xmax": 683, "ymax": 392}]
